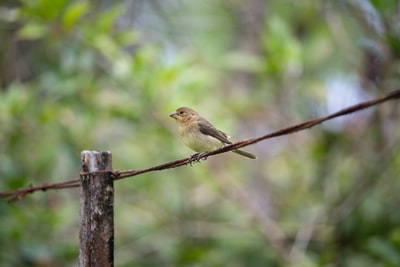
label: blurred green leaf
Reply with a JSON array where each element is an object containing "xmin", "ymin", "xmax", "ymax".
[
  {"xmin": 62, "ymin": 1, "xmax": 90, "ymax": 30},
  {"xmin": 17, "ymin": 22, "xmax": 48, "ymax": 40},
  {"xmin": 366, "ymin": 237, "xmax": 400, "ymax": 266},
  {"xmin": 21, "ymin": 0, "xmax": 67, "ymax": 20}
]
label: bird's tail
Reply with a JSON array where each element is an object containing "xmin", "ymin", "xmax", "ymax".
[{"xmin": 232, "ymin": 149, "xmax": 256, "ymax": 159}]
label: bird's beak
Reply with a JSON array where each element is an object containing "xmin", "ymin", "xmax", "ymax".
[{"xmin": 170, "ymin": 112, "xmax": 177, "ymax": 119}]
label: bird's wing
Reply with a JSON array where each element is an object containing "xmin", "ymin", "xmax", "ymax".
[{"xmin": 198, "ymin": 121, "xmax": 232, "ymax": 144}]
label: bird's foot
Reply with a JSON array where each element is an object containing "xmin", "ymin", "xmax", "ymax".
[{"xmin": 188, "ymin": 152, "xmax": 208, "ymax": 166}]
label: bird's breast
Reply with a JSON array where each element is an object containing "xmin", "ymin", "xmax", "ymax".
[{"xmin": 179, "ymin": 123, "xmax": 222, "ymax": 152}]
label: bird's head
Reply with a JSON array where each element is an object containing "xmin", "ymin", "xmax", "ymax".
[{"xmin": 170, "ymin": 107, "xmax": 198, "ymax": 124}]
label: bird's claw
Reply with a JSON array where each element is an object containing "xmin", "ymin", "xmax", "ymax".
[{"xmin": 188, "ymin": 152, "xmax": 208, "ymax": 166}]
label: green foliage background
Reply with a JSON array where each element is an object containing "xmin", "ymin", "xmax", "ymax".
[{"xmin": 1, "ymin": 0, "xmax": 400, "ymax": 266}]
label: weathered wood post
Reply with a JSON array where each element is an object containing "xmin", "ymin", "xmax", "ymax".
[{"xmin": 79, "ymin": 151, "xmax": 114, "ymax": 267}]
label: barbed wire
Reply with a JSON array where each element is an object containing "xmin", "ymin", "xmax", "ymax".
[{"xmin": 1, "ymin": 89, "xmax": 399, "ymax": 202}]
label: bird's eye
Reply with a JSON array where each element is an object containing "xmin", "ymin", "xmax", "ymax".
[{"xmin": 178, "ymin": 111, "xmax": 184, "ymax": 115}]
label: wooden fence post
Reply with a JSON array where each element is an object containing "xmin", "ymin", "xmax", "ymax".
[{"xmin": 79, "ymin": 151, "xmax": 114, "ymax": 267}]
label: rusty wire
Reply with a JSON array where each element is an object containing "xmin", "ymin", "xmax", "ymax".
[{"xmin": 1, "ymin": 89, "xmax": 399, "ymax": 202}]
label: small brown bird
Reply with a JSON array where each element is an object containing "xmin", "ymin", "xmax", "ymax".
[{"xmin": 170, "ymin": 107, "xmax": 256, "ymax": 159}]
